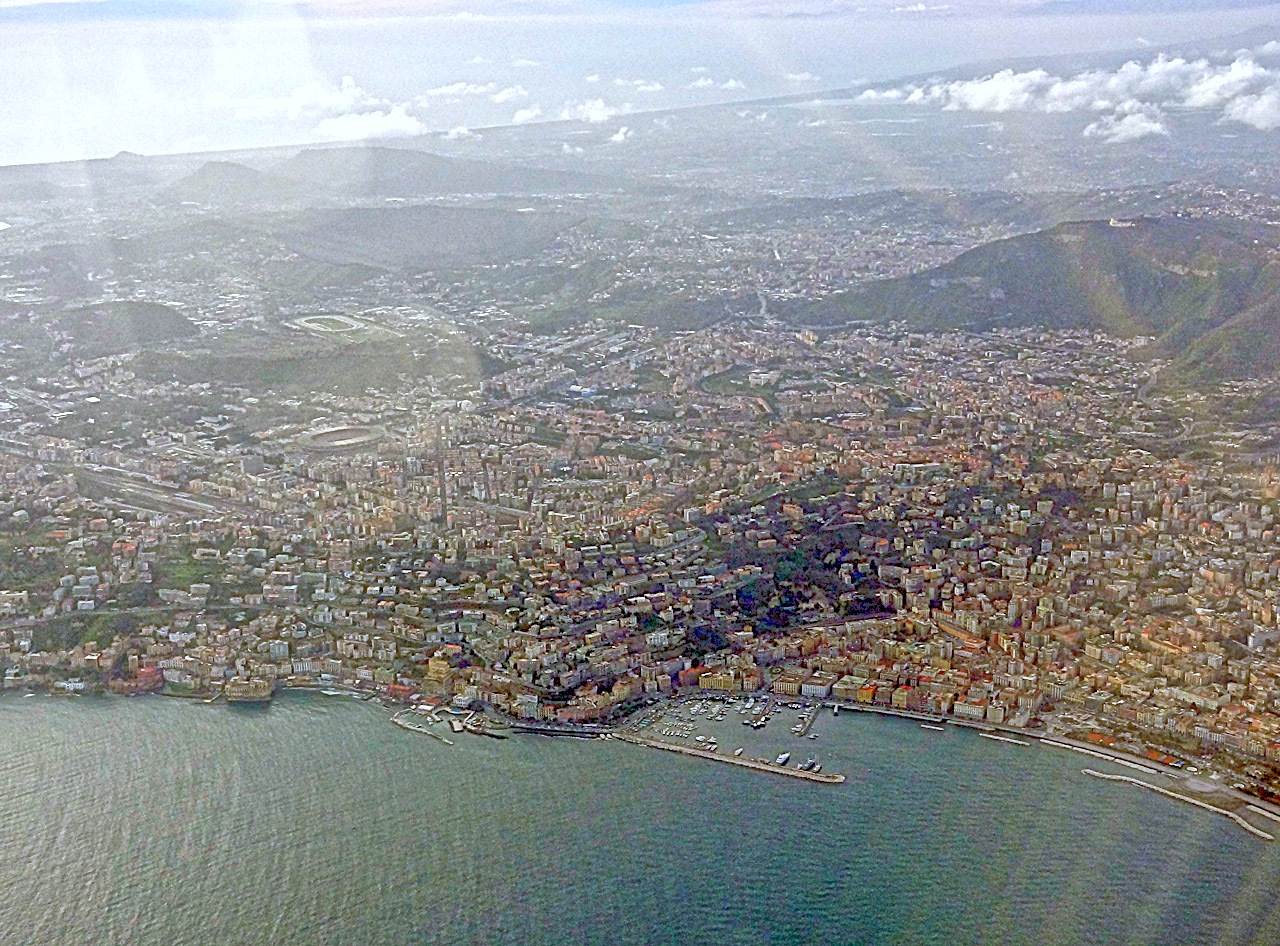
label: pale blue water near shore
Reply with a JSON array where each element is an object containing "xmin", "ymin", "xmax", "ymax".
[{"xmin": 3, "ymin": 693, "xmax": 1279, "ymax": 946}]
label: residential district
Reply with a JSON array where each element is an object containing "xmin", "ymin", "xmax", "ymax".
[{"xmin": 5, "ymin": 316, "xmax": 1280, "ymax": 801}]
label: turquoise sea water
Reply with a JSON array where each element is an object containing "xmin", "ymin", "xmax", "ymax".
[{"xmin": 2, "ymin": 693, "xmax": 1279, "ymax": 946}]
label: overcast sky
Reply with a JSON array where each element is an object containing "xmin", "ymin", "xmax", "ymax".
[{"xmin": 1, "ymin": 0, "xmax": 1278, "ymax": 165}]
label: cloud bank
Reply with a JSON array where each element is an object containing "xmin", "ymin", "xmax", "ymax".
[{"xmin": 858, "ymin": 48, "xmax": 1280, "ymax": 142}]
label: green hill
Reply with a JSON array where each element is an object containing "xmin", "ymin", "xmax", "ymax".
[
  {"xmin": 779, "ymin": 216, "xmax": 1280, "ymax": 382},
  {"xmin": 53, "ymin": 301, "xmax": 196, "ymax": 356}
]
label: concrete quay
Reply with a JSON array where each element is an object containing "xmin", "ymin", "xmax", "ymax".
[{"xmin": 617, "ymin": 733, "xmax": 845, "ymax": 784}]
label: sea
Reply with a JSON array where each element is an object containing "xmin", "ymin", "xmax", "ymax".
[{"xmin": 2, "ymin": 692, "xmax": 1279, "ymax": 946}]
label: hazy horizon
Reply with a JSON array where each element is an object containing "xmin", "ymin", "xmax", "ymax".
[{"xmin": 3, "ymin": 0, "xmax": 1280, "ymax": 166}]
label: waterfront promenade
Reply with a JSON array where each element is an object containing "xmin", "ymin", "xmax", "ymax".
[{"xmin": 616, "ymin": 732, "xmax": 846, "ymax": 783}]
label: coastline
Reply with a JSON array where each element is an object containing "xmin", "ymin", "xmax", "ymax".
[
  {"xmin": 814, "ymin": 698, "xmax": 1280, "ymax": 837},
  {"xmin": 1082, "ymin": 769, "xmax": 1275, "ymax": 842},
  {"xmin": 13, "ymin": 685, "xmax": 1280, "ymax": 838}
]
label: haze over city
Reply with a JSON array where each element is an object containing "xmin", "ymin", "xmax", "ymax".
[{"xmin": 6, "ymin": 2, "xmax": 1280, "ymax": 945}]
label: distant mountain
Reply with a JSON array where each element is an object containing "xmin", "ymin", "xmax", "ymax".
[
  {"xmin": 271, "ymin": 146, "xmax": 609, "ymax": 198},
  {"xmin": 778, "ymin": 216, "xmax": 1280, "ymax": 382},
  {"xmin": 160, "ymin": 161, "xmax": 301, "ymax": 207},
  {"xmin": 271, "ymin": 205, "xmax": 581, "ymax": 269}
]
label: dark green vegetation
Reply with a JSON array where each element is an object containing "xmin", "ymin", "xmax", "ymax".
[
  {"xmin": 52, "ymin": 301, "xmax": 195, "ymax": 357},
  {"xmin": 779, "ymin": 217, "xmax": 1280, "ymax": 383}
]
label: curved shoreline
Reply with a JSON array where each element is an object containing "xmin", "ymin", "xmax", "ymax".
[
  {"xmin": 811, "ymin": 698, "xmax": 1280, "ymax": 829},
  {"xmin": 1082, "ymin": 769, "xmax": 1274, "ymax": 842}
]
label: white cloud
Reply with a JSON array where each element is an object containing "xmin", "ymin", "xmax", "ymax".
[
  {"xmin": 423, "ymin": 81, "xmax": 496, "ymax": 98},
  {"xmin": 858, "ymin": 52, "xmax": 1280, "ymax": 140},
  {"xmin": 313, "ymin": 105, "xmax": 425, "ymax": 141},
  {"xmin": 691, "ymin": 66, "xmax": 711, "ymax": 74},
  {"xmin": 560, "ymin": 98, "xmax": 626, "ymax": 123},
  {"xmin": 512, "ymin": 58, "xmax": 541, "ymax": 68},
  {"xmin": 222, "ymin": 75, "xmax": 382, "ymax": 123},
  {"xmin": 1223, "ymin": 87, "xmax": 1280, "ymax": 130},
  {"xmin": 615, "ymin": 78, "xmax": 664, "ymax": 93},
  {"xmin": 490, "ymin": 85, "xmax": 528, "ymax": 104},
  {"xmin": 467, "ymin": 56, "xmax": 490, "ymax": 65},
  {"xmin": 562, "ymin": 142, "xmax": 584, "ymax": 155},
  {"xmin": 686, "ymin": 73, "xmax": 747, "ymax": 92},
  {"xmin": 511, "ymin": 105, "xmax": 543, "ymax": 124},
  {"xmin": 1083, "ymin": 103, "xmax": 1168, "ymax": 143},
  {"xmin": 609, "ymin": 126, "xmax": 633, "ymax": 142},
  {"xmin": 785, "ymin": 72, "xmax": 821, "ymax": 83},
  {"xmin": 585, "ymin": 74, "xmax": 601, "ymax": 84},
  {"xmin": 445, "ymin": 125, "xmax": 478, "ymax": 140}
]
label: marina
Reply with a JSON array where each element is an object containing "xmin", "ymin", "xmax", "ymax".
[
  {"xmin": 617, "ymin": 733, "xmax": 845, "ymax": 784},
  {"xmin": 390, "ymin": 709, "xmax": 455, "ymax": 745}
]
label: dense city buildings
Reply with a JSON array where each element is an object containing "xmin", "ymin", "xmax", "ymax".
[{"xmin": 6, "ymin": 301, "xmax": 1280, "ymax": 799}]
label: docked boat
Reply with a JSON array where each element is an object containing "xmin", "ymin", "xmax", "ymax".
[
  {"xmin": 774, "ymin": 752, "xmax": 791, "ymax": 766},
  {"xmin": 800, "ymin": 757, "xmax": 817, "ymax": 771},
  {"xmin": 734, "ymin": 747, "xmax": 744, "ymax": 756}
]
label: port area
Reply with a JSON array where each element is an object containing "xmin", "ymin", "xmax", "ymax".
[
  {"xmin": 616, "ymin": 732, "xmax": 844, "ymax": 783},
  {"xmin": 618, "ymin": 694, "xmax": 843, "ymax": 782}
]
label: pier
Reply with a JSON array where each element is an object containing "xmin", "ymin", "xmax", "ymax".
[
  {"xmin": 617, "ymin": 733, "xmax": 845, "ymax": 783},
  {"xmin": 391, "ymin": 711, "xmax": 454, "ymax": 745},
  {"xmin": 510, "ymin": 720, "xmax": 610, "ymax": 739},
  {"xmin": 1082, "ymin": 769, "xmax": 1274, "ymax": 841},
  {"xmin": 979, "ymin": 732, "xmax": 1030, "ymax": 746}
]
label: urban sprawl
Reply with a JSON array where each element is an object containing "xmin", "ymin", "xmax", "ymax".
[{"xmin": 5, "ymin": 304, "xmax": 1280, "ymax": 795}]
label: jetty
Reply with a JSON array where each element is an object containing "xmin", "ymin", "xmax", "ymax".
[
  {"xmin": 391, "ymin": 710, "xmax": 454, "ymax": 745},
  {"xmin": 617, "ymin": 733, "xmax": 845, "ymax": 783},
  {"xmin": 1040, "ymin": 738, "xmax": 1161, "ymax": 775},
  {"xmin": 1082, "ymin": 769, "xmax": 1273, "ymax": 841},
  {"xmin": 979, "ymin": 732, "xmax": 1030, "ymax": 746}
]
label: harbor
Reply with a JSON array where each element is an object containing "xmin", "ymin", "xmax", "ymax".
[
  {"xmin": 619, "ymin": 695, "xmax": 843, "ymax": 783},
  {"xmin": 616, "ymin": 732, "xmax": 845, "ymax": 783}
]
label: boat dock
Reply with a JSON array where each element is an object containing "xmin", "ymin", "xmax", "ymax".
[
  {"xmin": 391, "ymin": 711, "xmax": 454, "ymax": 745},
  {"xmin": 617, "ymin": 733, "xmax": 845, "ymax": 784},
  {"xmin": 1082, "ymin": 768, "xmax": 1273, "ymax": 841}
]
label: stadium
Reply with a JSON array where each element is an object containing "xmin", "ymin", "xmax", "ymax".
[{"xmin": 295, "ymin": 425, "xmax": 386, "ymax": 451}]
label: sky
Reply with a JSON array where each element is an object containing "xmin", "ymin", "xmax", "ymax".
[{"xmin": 1, "ymin": 0, "xmax": 1278, "ymax": 165}]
